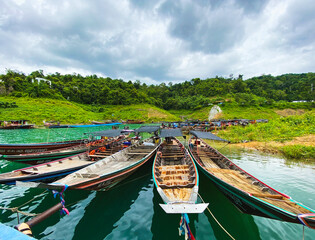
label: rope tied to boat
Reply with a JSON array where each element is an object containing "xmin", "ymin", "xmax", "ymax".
[
  {"xmin": 0, "ymin": 189, "xmax": 48, "ymax": 222},
  {"xmin": 0, "ymin": 206, "xmax": 38, "ymax": 217},
  {"xmin": 198, "ymin": 193, "xmax": 236, "ymax": 240},
  {"xmin": 52, "ymin": 184, "xmax": 69, "ymax": 216},
  {"xmin": 297, "ymin": 213, "xmax": 315, "ymax": 229},
  {"xmin": 178, "ymin": 213, "xmax": 195, "ymax": 240}
]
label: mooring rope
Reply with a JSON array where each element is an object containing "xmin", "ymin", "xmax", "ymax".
[
  {"xmin": 198, "ymin": 193, "xmax": 236, "ymax": 240},
  {"xmin": 0, "ymin": 190, "xmax": 48, "ymax": 219},
  {"xmin": 0, "ymin": 206, "xmax": 38, "ymax": 217}
]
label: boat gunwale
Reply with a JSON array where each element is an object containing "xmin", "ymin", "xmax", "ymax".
[
  {"xmin": 152, "ymin": 137, "xmax": 199, "ymax": 193},
  {"xmin": 189, "ymin": 137, "xmax": 290, "ymax": 199},
  {"xmin": 188, "ymin": 137, "xmax": 315, "ymax": 222},
  {"xmin": 12, "ymin": 153, "xmax": 89, "ymax": 173},
  {"xmin": 0, "ymin": 139, "xmax": 86, "ymax": 147},
  {"xmin": 58, "ymin": 137, "xmax": 160, "ymax": 189},
  {"xmin": 73, "ymin": 150, "xmax": 157, "ymax": 189}
]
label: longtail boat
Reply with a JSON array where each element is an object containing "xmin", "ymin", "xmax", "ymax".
[
  {"xmin": 22, "ymin": 136, "xmax": 160, "ymax": 191},
  {"xmin": 0, "ymin": 140, "xmax": 131, "ymax": 185},
  {"xmin": 153, "ymin": 129, "xmax": 208, "ymax": 214},
  {"xmin": 188, "ymin": 131, "xmax": 315, "ymax": 229},
  {"xmin": 0, "ymin": 120, "xmax": 34, "ymax": 129},
  {"xmin": 0, "ymin": 131, "xmax": 132, "ymax": 185},
  {"xmin": 0, "ymin": 153, "xmax": 91, "ymax": 185},
  {"xmin": 0, "ymin": 134, "xmax": 127, "ymax": 165},
  {"xmin": 0, "ymin": 139, "xmax": 86, "ymax": 155},
  {"xmin": 0, "ymin": 144, "xmax": 89, "ymax": 165}
]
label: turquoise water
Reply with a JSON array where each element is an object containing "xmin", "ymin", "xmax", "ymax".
[{"xmin": 0, "ymin": 128, "xmax": 314, "ymax": 239}]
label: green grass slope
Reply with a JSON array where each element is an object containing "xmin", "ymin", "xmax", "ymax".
[{"xmin": 0, "ymin": 97, "xmax": 179, "ymax": 125}]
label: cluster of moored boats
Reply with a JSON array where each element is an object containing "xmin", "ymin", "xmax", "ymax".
[{"xmin": 0, "ymin": 126, "xmax": 314, "ymax": 238}]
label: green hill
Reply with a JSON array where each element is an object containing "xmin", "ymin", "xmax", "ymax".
[{"xmin": 0, "ymin": 97, "xmax": 179, "ymax": 125}]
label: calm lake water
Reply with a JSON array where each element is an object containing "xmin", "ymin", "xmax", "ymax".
[{"xmin": 0, "ymin": 127, "xmax": 314, "ymax": 240}]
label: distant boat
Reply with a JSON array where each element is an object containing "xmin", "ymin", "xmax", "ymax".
[
  {"xmin": 91, "ymin": 120, "xmax": 115, "ymax": 125},
  {"xmin": 0, "ymin": 139, "xmax": 86, "ymax": 155},
  {"xmin": 43, "ymin": 121, "xmax": 70, "ymax": 128},
  {"xmin": 126, "ymin": 120, "xmax": 144, "ymax": 124},
  {"xmin": 0, "ymin": 120, "xmax": 34, "ymax": 129},
  {"xmin": 188, "ymin": 131, "xmax": 315, "ymax": 229},
  {"xmin": 69, "ymin": 122, "xmax": 121, "ymax": 128}
]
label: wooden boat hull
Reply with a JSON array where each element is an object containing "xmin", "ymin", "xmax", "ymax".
[
  {"xmin": 48, "ymin": 125, "xmax": 71, "ymax": 128},
  {"xmin": 0, "ymin": 153, "xmax": 91, "ymax": 185},
  {"xmin": 53, "ymin": 138, "xmax": 160, "ymax": 191},
  {"xmin": 1, "ymin": 148, "xmax": 88, "ymax": 165},
  {"xmin": 0, "ymin": 166, "xmax": 88, "ymax": 185},
  {"xmin": 0, "ymin": 139, "xmax": 86, "ymax": 155},
  {"xmin": 151, "ymin": 137, "xmax": 208, "ymax": 214},
  {"xmin": 68, "ymin": 156, "xmax": 153, "ymax": 191},
  {"xmin": 0, "ymin": 125, "xmax": 34, "ymax": 129},
  {"xmin": 188, "ymin": 139, "xmax": 315, "ymax": 228}
]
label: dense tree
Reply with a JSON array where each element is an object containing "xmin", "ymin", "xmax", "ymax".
[{"xmin": 0, "ymin": 70, "xmax": 314, "ymax": 110}]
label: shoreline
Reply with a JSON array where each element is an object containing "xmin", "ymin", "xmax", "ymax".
[{"xmin": 231, "ymin": 135, "xmax": 315, "ymax": 161}]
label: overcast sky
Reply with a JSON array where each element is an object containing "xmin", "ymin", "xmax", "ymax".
[{"xmin": 1, "ymin": 0, "xmax": 314, "ymax": 84}]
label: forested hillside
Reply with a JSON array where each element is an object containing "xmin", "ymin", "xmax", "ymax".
[{"xmin": 0, "ymin": 70, "xmax": 314, "ymax": 110}]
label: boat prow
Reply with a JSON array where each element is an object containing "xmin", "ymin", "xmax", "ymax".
[
  {"xmin": 159, "ymin": 203, "xmax": 209, "ymax": 214},
  {"xmin": 16, "ymin": 181, "xmax": 66, "ymax": 190}
]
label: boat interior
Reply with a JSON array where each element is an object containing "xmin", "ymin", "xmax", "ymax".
[
  {"xmin": 190, "ymin": 138, "xmax": 313, "ymax": 215},
  {"xmin": 56, "ymin": 138, "xmax": 158, "ymax": 185},
  {"xmin": 154, "ymin": 138, "xmax": 196, "ymax": 202}
]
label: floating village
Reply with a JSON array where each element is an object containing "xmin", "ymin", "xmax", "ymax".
[{"xmin": 0, "ymin": 120, "xmax": 314, "ymax": 240}]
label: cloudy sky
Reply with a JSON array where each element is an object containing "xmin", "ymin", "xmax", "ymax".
[{"xmin": 0, "ymin": 0, "xmax": 314, "ymax": 84}]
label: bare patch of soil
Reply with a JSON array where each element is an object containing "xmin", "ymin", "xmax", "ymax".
[
  {"xmin": 275, "ymin": 109, "xmax": 305, "ymax": 116},
  {"xmin": 233, "ymin": 135, "xmax": 315, "ymax": 154},
  {"xmin": 147, "ymin": 108, "xmax": 168, "ymax": 119}
]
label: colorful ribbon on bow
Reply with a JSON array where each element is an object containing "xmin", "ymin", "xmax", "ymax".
[
  {"xmin": 298, "ymin": 213, "xmax": 315, "ymax": 229},
  {"xmin": 52, "ymin": 184, "xmax": 69, "ymax": 216},
  {"xmin": 179, "ymin": 213, "xmax": 195, "ymax": 240}
]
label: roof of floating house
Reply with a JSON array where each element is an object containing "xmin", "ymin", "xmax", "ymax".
[
  {"xmin": 160, "ymin": 128, "xmax": 183, "ymax": 138},
  {"xmin": 134, "ymin": 125, "xmax": 160, "ymax": 133},
  {"xmin": 190, "ymin": 131, "xmax": 229, "ymax": 142}
]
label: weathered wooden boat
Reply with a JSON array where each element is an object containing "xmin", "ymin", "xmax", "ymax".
[
  {"xmin": 0, "ymin": 153, "xmax": 91, "ymax": 185},
  {"xmin": 1, "ymin": 144, "xmax": 89, "ymax": 165},
  {"xmin": 126, "ymin": 120, "xmax": 144, "ymax": 124},
  {"xmin": 22, "ymin": 137, "xmax": 160, "ymax": 191},
  {"xmin": 44, "ymin": 121, "xmax": 71, "ymax": 128},
  {"xmin": 0, "ymin": 120, "xmax": 34, "ymax": 129},
  {"xmin": 0, "ymin": 132, "xmax": 127, "ymax": 165},
  {"xmin": 153, "ymin": 129, "xmax": 208, "ymax": 214},
  {"xmin": 0, "ymin": 137, "xmax": 132, "ymax": 185},
  {"xmin": 188, "ymin": 131, "xmax": 315, "ymax": 229},
  {"xmin": 0, "ymin": 139, "xmax": 86, "ymax": 155}
]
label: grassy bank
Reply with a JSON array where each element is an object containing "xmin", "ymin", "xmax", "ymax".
[
  {"xmin": 216, "ymin": 111, "xmax": 315, "ymax": 160},
  {"xmin": 0, "ymin": 97, "xmax": 179, "ymax": 125}
]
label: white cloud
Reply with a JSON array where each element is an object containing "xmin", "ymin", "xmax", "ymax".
[{"xmin": 0, "ymin": 0, "xmax": 314, "ymax": 82}]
